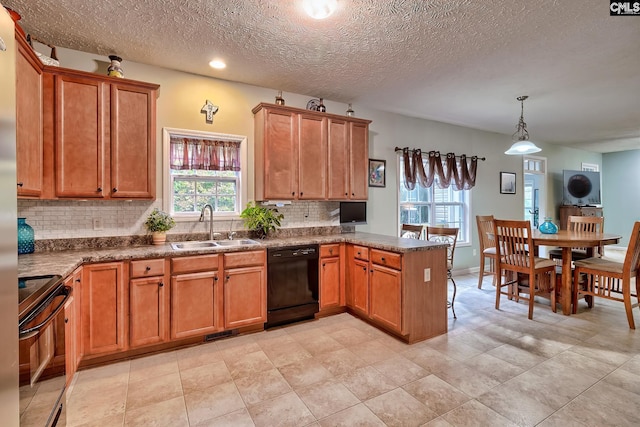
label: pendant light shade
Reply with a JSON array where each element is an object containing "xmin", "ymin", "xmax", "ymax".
[{"xmin": 505, "ymin": 95, "xmax": 541, "ymax": 155}]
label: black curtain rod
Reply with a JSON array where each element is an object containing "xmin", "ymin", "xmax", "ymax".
[{"xmin": 394, "ymin": 147, "xmax": 486, "ymax": 161}]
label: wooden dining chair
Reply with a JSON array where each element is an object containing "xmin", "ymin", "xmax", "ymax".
[
  {"xmin": 572, "ymin": 221, "xmax": 640, "ymax": 329},
  {"xmin": 400, "ymin": 224, "xmax": 425, "ymax": 240},
  {"xmin": 426, "ymin": 226, "xmax": 458, "ymax": 319},
  {"xmin": 476, "ymin": 215, "xmax": 498, "ymax": 289},
  {"xmin": 549, "ymin": 215, "xmax": 605, "ymax": 261},
  {"xmin": 493, "ymin": 219, "xmax": 556, "ymax": 319}
]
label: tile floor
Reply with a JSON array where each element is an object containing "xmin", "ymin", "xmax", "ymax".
[{"xmin": 22, "ymin": 272, "xmax": 640, "ymax": 426}]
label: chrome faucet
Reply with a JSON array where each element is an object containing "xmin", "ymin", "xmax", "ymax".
[
  {"xmin": 228, "ymin": 231, "xmax": 237, "ymax": 240},
  {"xmin": 199, "ymin": 204, "xmax": 214, "ymax": 240}
]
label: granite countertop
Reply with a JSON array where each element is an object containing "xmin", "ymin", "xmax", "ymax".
[{"xmin": 18, "ymin": 232, "xmax": 445, "ymax": 280}]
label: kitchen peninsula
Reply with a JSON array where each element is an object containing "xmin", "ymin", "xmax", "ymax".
[{"xmin": 19, "ymin": 232, "xmax": 448, "ymax": 383}]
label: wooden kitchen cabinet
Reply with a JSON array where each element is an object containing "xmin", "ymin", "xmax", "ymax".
[
  {"xmin": 53, "ymin": 70, "xmax": 158, "ymax": 199},
  {"xmin": 129, "ymin": 259, "xmax": 169, "ymax": 348},
  {"xmin": 369, "ymin": 263, "xmax": 403, "ymax": 333},
  {"xmin": 558, "ymin": 205, "xmax": 603, "ymax": 230},
  {"xmin": 16, "ymin": 35, "xmax": 44, "ymax": 197},
  {"xmin": 64, "ymin": 295, "xmax": 76, "ymax": 386},
  {"xmin": 253, "ymin": 103, "xmax": 370, "ymax": 201},
  {"xmin": 170, "ymin": 255, "xmax": 223, "ymax": 339},
  {"xmin": 319, "ymin": 244, "xmax": 344, "ymax": 311},
  {"xmin": 81, "ymin": 262, "xmax": 128, "ymax": 357},
  {"xmin": 223, "ymin": 250, "xmax": 267, "ymax": 329}
]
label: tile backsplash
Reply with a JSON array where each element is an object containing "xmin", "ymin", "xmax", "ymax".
[{"xmin": 18, "ymin": 200, "xmax": 340, "ymax": 240}]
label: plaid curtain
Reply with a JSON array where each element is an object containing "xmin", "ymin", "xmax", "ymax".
[{"xmin": 170, "ymin": 137, "xmax": 241, "ymax": 171}]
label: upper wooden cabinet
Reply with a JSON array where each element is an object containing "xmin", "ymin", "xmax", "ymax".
[
  {"xmin": 253, "ymin": 103, "xmax": 371, "ymax": 201},
  {"xmin": 15, "ymin": 39, "xmax": 159, "ymax": 200},
  {"xmin": 15, "ymin": 35, "xmax": 43, "ymax": 197}
]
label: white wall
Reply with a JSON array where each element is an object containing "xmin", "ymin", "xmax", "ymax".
[{"xmin": 19, "ymin": 46, "xmax": 606, "ymax": 269}]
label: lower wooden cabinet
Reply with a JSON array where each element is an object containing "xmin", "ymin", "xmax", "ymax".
[
  {"xmin": 224, "ymin": 266, "xmax": 266, "ymax": 329},
  {"xmin": 171, "ymin": 271, "xmax": 223, "ymax": 340},
  {"xmin": 369, "ymin": 264, "xmax": 402, "ymax": 333},
  {"xmin": 130, "ymin": 276, "xmax": 169, "ymax": 347},
  {"xmin": 319, "ymin": 244, "xmax": 344, "ymax": 311},
  {"xmin": 64, "ymin": 295, "xmax": 76, "ymax": 386},
  {"xmin": 350, "ymin": 258, "xmax": 369, "ymax": 315},
  {"xmin": 81, "ymin": 262, "xmax": 127, "ymax": 357}
]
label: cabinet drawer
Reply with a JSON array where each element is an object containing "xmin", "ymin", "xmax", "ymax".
[
  {"xmin": 352, "ymin": 245, "xmax": 369, "ymax": 261},
  {"xmin": 320, "ymin": 244, "xmax": 340, "ymax": 258},
  {"xmin": 370, "ymin": 249, "xmax": 402, "ymax": 270},
  {"xmin": 171, "ymin": 255, "xmax": 219, "ymax": 274},
  {"xmin": 224, "ymin": 250, "xmax": 266, "ymax": 269},
  {"xmin": 130, "ymin": 258, "xmax": 165, "ymax": 278}
]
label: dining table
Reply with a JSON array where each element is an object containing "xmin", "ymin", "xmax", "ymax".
[{"xmin": 532, "ymin": 229, "xmax": 622, "ymax": 315}]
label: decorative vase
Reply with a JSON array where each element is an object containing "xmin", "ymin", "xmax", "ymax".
[
  {"xmin": 538, "ymin": 218, "xmax": 558, "ymax": 234},
  {"xmin": 17, "ymin": 218, "xmax": 35, "ymax": 254},
  {"xmin": 107, "ymin": 55, "xmax": 124, "ymax": 78},
  {"xmin": 151, "ymin": 231, "xmax": 167, "ymax": 245}
]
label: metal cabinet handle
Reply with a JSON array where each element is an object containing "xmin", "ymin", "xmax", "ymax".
[
  {"xmin": 75, "ymin": 278, "xmax": 81, "ymax": 283},
  {"xmin": 329, "ymin": 249, "xmax": 333, "ymax": 255},
  {"xmin": 17, "ymin": 182, "xmax": 23, "ymax": 187},
  {"xmin": 381, "ymin": 257, "xmax": 386, "ymax": 261},
  {"xmin": 322, "ymin": 263, "xmax": 326, "ymax": 267},
  {"xmin": 145, "ymin": 266, "xmax": 151, "ymax": 271},
  {"xmin": 214, "ymin": 276, "xmax": 218, "ymax": 281},
  {"xmin": 158, "ymin": 282, "xmax": 164, "ymax": 287},
  {"xmin": 64, "ymin": 318, "xmax": 69, "ymax": 324},
  {"xmin": 362, "ymin": 266, "xmax": 366, "ymax": 271},
  {"xmin": 112, "ymin": 187, "xmax": 118, "ymax": 193},
  {"xmin": 292, "ymin": 192, "xmax": 295, "ymax": 196},
  {"xmin": 97, "ymin": 187, "xmax": 102, "ymax": 192}
]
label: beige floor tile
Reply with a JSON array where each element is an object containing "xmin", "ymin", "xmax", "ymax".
[
  {"xmin": 184, "ymin": 381, "xmax": 246, "ymax": 425},
  {"xmin": 402, "ymin": 374, "xmax": 470, "ymax": 416},
  {"xmin": 72, "ymin": 361, "xmax": 130, "ymax": 394},
  {"xmin": 20, "ymin": 402, "xmax": 59, "ymax": 427},
  {"xmin": 372, "ymin": 355, "xmax": 429, "ymax": 386},
  {"xmin": 521, "ymin": 362, "xmax": 601, "ymax": 409},
  {"xmin": 339, "ymin": 365, "xmax": 397, "ymax": 400},
  {"xmin": 278, "ymin": 357, "xmax": 335, "ymax": 389},
  {"xmin": 441, "ymin": 399, "xmax": 518, "ymax": 427},
  {"xmin": 299, "ymin": 332, "xmax": 345, "ymax": 356},
  {"xmin": 476, "ymin": 380, "xmax": 557, "ymax": 426},
  {"xmin": 191, "ymin": 407, "xmax": 255, "ymax": 427},
  {"xmin": 620, "ymin": 354, "xmax": 640, "ymax": 375},
  {"xmin": 349, "ymin": 339, "xmax": 398, "ymax": 364},
  {"xmin": 296, "ymin": 379, "xmax": 360, "ymax": 419},
  {"xmin": 538, "ymin": 394, "xmax": 639, "ymax": 427},
  {"xmin": 180, "ymin": 360, "xmax": 232, "ymax": 394},
  {"xmin": 226, "ymin": 350, "xmax": 275, "ymax": 379},
  {"xmin": 315, "ymin": 347, "xmax": 368, "ymax": 376},
  {"xmin": 71, "ymin": 413, "xmax": 125, "ymax": 427},
  {"xmin": 364, "ymin": 388, "xmax": 437, "ymax": 426},
  {"xmin": 66, "ymin": 382, "xmax": 127, "ymax": 426},
  {"xmin": 328, "ymin": 327, "xmax": 372, "ymax": 347},
  {"xmin": 129, "ymin": 350, "xmax": 179, "ymax": 383},
  {"xmin": 580, "ymin": 379, "xmax": 640, "ymax": 423},
  {"xmin": 219, "ymin": 341, "xmax": 263, "ymax": 363},
  {"xmin": 487, "ymin": 343, "xmax": 547, "ymax": 370},
  {"xmin": 425, "ymin": 334, "xmax": 484, "ymax": 362},
  {"xmin": 421, "ymin": 417, "xmax": 455, "ymax": 427},
  {"xmin": 317, "ymin": 403, "xmax": 386, "ymax": 426},
  {"xmin": 432, "ymin": 361, "xmax": 501, "ymax": 398},
  {"xmin": 176, "ymin": 342, "xmax": 223, "ymax": 372},
  {"xmin": 543, "ymin": 349, "xmax": 617, "ymax": 379},
  {"xmin": 248, "ymin": 391, "xmax": 316, "ymax": 427},
  {"xmin": 461, "ymin": 352, "xmax": 524, "ymax": 384},
  {"xmin": 124, "ymin": 396, "xmax": 188, "ymax": 427},
  {"xmin": 126, "ymin": 371, "xmax": 183, "ymax": 411},
  {"xmin": 262, "ymin": 341, "xmax": 313, "ymax": 367},
  {"xmin": 235, "ymin": 368, "xmax": 292, "ymax": 406},
  {"xmin": 403, "ymin": 345, "xmax": 457, "ymax": 374},
  {"xmin": 256, "ymin": 332, "xmax": 296, "ymax": 351}
]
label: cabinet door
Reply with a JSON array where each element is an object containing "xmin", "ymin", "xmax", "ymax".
[
  {"xmin": 171, "ymin": 271, "xmax": 222, "ymax": 339},
  {"xmin": 351, "ymin": 258, "xmax": 369, "ymax": 315},
  {"xmin": 16, "ymin": 38, "xmax": 43, "ymax": 197},
  {"xmin": 55, "ymin": 74, "xmax": 106, "ymax": 198},
  {"xmin": 262, "ymin": 108, "xmax": 297, "ymax": 199},
  {"xmin": 130, "ymin": 276, "xmax": 168, "ymax": 348},
  {"xmin": 370, "ymin": 264, "xmax": 403, "ymax": 333},
  {"xmin": 64, "ymin": 295, "xmax": 75, "ymax": 387},
  {"xmin": 327, "ymin": 119, "xmax": 349, "ymax": 199},
  {"xmin": 82, "ymin": 262, "xmax": 127, "ymax": 356},
  {"xmin": 298, "ymin": 114, "xmax": 327, "ymax": 199},
  {"xmin": 320, "ymin": 257, "xmax": 341, "ymax": 309},
  {"xmin": 224, "ymin": 266, "xmax": 266, "ymax": 329},
  {"xmin": 110, "ymin": 84, "xmax": 156, "ymax": 199},
  {"xmin": 349, "ymin": 122, "xmax": 369, "ymax": 200}
]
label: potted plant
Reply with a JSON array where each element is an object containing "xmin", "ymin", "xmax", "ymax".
[
  {"xmin": 144, "ymin": 208, "xmax": 175, "ymax": 245},
  {"xmin": 240, "ymin": 201, "xmax": 284, "ymax": 239}
]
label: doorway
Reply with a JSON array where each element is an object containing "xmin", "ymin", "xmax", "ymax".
[{"xmin": 523, "ymin": 156, "xmax": 547, "ymax": 229}]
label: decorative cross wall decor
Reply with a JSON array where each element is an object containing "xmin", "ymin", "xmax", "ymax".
[{"xmin": 201, "ymin": 100, "xmax": 219, "ymax": 124}]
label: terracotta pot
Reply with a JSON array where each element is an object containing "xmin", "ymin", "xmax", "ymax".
[{"xmin": 151, "ymin": 231, "xmax": 167, "ymax": 245}]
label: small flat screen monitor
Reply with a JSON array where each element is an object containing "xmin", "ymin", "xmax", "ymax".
[
  {"xmin": 339, "ymin": 202, "xmax": 367, "ymax": 225},
  {"xmin": 563, "ymin": 170, "xmax": 601, "ymax": 206}
]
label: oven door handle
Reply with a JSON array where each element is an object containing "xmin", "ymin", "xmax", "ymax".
[{"xmin": 19, "ymin": 286, "xmax": 72, "ymax": 340}]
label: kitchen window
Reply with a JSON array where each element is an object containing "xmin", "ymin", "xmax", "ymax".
[
  {"xmin": 398, "ymin": 157, "xmax": 470, "ymax": 244},
  {"xmin": 163, "ymin": 128, "xmax": 247, "ymax": 219}
]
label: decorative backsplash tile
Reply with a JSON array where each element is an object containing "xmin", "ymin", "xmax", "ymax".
[{"xmin": 18, "ymin": 199, "xmax": 341, "ymax": 240}]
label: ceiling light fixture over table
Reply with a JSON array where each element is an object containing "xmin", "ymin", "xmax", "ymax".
[
  {"xmin": 303, "ymin": 0, "xmax": 337, "ymax": 19},
  {"xmin": 505, "ymin": 95, "xmax": 541, "ymax": 155}
]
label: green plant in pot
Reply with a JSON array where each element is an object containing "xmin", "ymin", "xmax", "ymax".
[
  {"xmin": 240, "ymin": 201, "xmax": 284, "ymax": 239},
  {"xmin": 144, "ymin": 208, "xmax": 175, "ymax": 245}
]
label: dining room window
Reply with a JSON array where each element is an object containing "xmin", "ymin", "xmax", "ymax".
[
  {"xmin": 399, "ymin": 157, "xmax": 470, "ymax": 244},
  {"xmin": 162, "ymin": 128, "xmax": 247, "ymax": 219}
]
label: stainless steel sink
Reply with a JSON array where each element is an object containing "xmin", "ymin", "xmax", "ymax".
[
  {"xmin": 170, "ymin": 241, "xmax": 219, "ymax": 250},
  {"xmin": 214, "ymin": 239, "xmax": 261, "ymax": 247}
]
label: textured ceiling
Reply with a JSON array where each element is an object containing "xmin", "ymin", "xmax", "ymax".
[{"xmin": 5, "ymin": 0, "xmax": 640, "ymax": 153}]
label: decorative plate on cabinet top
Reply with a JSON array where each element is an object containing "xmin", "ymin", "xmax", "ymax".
[{"xmin": 306, "ymin": 98, "xmax": 320, "ymax": 111}]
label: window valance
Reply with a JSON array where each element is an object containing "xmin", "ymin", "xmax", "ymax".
[
  {"xmin": 396, "ymin": 147, "xmax": 484, "ymax": 191},
  {"xmin": 170, "ymin": 137, "xmax": 241, "ymax": 171}
]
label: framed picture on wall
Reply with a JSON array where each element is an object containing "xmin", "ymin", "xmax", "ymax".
[
  {"xmin": 368, "ymin": 159, "xmax": 386, "ymax": 187},
  {"xmin": 500, "ymin": 172, "xmax": 516, "ymax": 194}
]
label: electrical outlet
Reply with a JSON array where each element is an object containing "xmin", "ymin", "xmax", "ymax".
[
  {"xmin": 93, "ymin": 218, "xmax": 103, "ymax": 231},
  {"xmin": 473, "ymin": 249, "xmax": 477, "ymax": 256},
  {"xmin": 423, "ymin": 268, "xmax": 431, "ymax": 282}
]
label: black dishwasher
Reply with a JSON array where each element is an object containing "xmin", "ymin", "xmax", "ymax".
[{"xmin": 266, "ymin": 245, "xmax": 319, "ymax": 328}]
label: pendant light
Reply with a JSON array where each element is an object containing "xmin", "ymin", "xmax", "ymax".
[{"xmin": 505, "ymin": 95, "xmax": 541, "ymax": 155}]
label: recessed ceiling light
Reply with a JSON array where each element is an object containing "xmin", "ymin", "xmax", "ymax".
[
  {"xmin": 303, "ymin": 0, "xmax": 337, "ymax": 19},
  {"xmin": 209, "ymin": 59, "xmax": 226, "ymax": 69}
]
